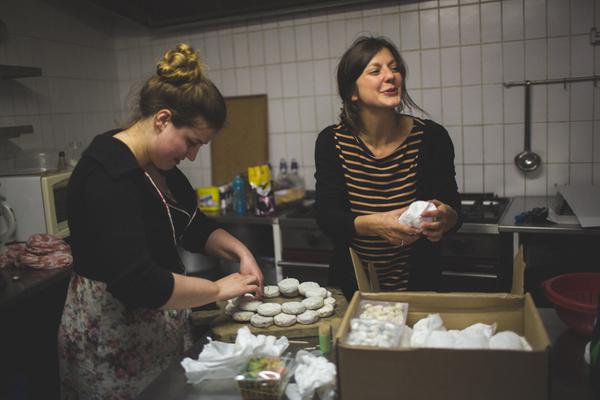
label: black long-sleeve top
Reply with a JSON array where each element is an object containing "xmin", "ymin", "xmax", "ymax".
[
  {"xmin": 67, "ymin": 130, "xmax": 219, "ymax": 309},
  {"xmin": 315, "ymin": 118, "xmax": 462, "ymax": 298}
]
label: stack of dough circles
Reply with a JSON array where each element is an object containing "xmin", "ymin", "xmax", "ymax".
[
  {"xmin": 298, "ymin": 281, "xmax": 320, "ymax": 296},
  {"xmin": 304, "ymin": 287, "xmax": 327, "ymax": 299},
  {"xmin": 278, "ymin": 278, "xmax": 300, "ymax": 297},
  {"xmin": 297, "ymin": 310, "xmax": 319, "ymax": 324},
  {"xmin": 232, "ymin": 311, "xmax": 254, "ymax": 322},
  {"xmin": 274, "ymin": 313, "xmax": 296, "ymax": 327},
  {"xmin": 302, "ymin": 296, "xmax": 324, "ymax": 310},
  {"xmin": 263, "ymin": 285, "xmax": 280, "ymax": 298},
  {"xmin": 257, "ymin": 303, "xmax": 282, "ymax": 317},
  {"xmin": 281, "ymin": 301, "xmax": 306, "ymax": 315},
  {"xmin": 250, "ymin": 314, "xmax": 274, "ymax": 328},
  {"xmin": 228, "ymin": 279, "xmax": 339, "ymax": 328}
]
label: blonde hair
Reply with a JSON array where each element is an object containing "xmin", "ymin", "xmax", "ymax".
[{"xmin": 130, "ymin": 43, "xmax": 226, "ymax": 130}]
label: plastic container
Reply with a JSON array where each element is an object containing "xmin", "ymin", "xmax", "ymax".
[
  {"xmin": 235, "ymin": 355, "xmax": 294, "ymax": 400},
  {"xmin": 542, "ymin": 273, "xmax": 600, "ymax": 337},
  {"xmin": 232, "ymin": 175, "xmax": 247, "ymax": 215}
]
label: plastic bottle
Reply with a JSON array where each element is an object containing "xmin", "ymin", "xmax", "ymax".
[
  {"xmin": 232, "ymin": 174, "xmax": 247, "ymax": 215},
  {"xmin": 275, "ymin": 158, "xmax": 290, "ymax": 190},
  {"xmin": 289, "ymin": 158, "xmax": 305, "ymax": 189},
  {"xmin": 56, "ymin": 151, "xmax": 68, "ymax": 171}
]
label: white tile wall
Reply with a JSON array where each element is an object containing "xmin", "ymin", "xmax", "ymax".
[
  {"xmin": 4, "ymin": 0, "xmax": 600, "ymax": 194},
  {"xmin": 0, "ymin": 0, "xmax": 121, "ymax": 169}
]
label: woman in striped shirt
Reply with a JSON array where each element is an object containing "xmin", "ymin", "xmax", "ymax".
[{"xmin": 315, "ymin": 36, "xmax": 462, "ymax": 300}]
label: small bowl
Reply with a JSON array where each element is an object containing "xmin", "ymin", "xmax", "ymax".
[{"xmin": 542, "ymin": 273, "xmax": 600, "ymax": 337}]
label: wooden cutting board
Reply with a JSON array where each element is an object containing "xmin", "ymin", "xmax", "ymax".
[{"xmin": 190, "ymin": 288, "xmax": 348, "ymax": 342}]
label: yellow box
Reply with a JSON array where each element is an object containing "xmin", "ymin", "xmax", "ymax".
[{"xmin": 196, "ymin": 186, "xmax": 220, "ymax": 212}]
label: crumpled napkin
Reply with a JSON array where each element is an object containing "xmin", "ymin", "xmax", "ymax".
[
  {"xmin": 285, "ymin": 350, "xmax": 336, "ymax": 400},
  {"xmin": 398, "ymin": 200, "xmax": 437, "ymax": 228},
  {"xmin": 181, "ymin": 326, "xmax": 289, "ymax": 384}
]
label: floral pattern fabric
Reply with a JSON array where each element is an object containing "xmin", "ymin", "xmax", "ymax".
[{"xmin": 58, "ymin": 273, "xmax": 192, "ymax": 400}]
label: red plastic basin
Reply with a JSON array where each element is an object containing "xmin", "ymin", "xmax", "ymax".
[{"xmin": 542, "ymin": 273, "xmax": 600, "ymax": 337}]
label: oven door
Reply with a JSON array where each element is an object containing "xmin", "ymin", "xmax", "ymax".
[
  {"xmin": 439, "ymin": 232, "xmax": 512, "ymax": 292},
  {"xmin": 278, "ymin": 224, "xmax": 332, "ymax": 285}
]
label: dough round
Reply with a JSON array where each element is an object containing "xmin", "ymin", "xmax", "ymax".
[
  {"xmin": 304, "ymin": 287, "xmax": 327, "ymax": 299},
  {"xmin": 298, "ymin": 281, "xmax": 320, "ymax": 296},
  {"xmin": 250, "ymin": 314, "xmax": 274, "ymax": 328},
  {"xmin": 278, "ymin": 278, "xmax": 300, "ymax": 297},
  {"xmin": 274, "ymin": 313, "xmax": 296, "ymax": 327},
  {"xmin": 297, "ymin": 310, "xmax": 319, "ymax": 324},
  {"xmin": 225, "ymin": 302, "xmax": 238, "ymax": 315},
  {"xmin": 263, "ymin": 285, "xmax": 280, "ymax": 298},
  {"xmin": 317, "ymin": 304, "xmax": 334, "ymax": 318},
  {"xmin": 281, "ymin": 301, "xmax": 306, "ymax": 315},
  {"xmin": 323, "ymin": 297, "xmax": 336, "ymax": 307},
  {"xmin": 238, "ymin": 299, "xmax": 263, "ymax": 312},
  {"xmin": 302, "ymin": 296, "xmax": 324, "ymax": 310},
  {"xmin": 232, "ymin": 311, "xmax": 254, "ymax": 322},
  {"xmin": 257, "ymin": 303, "xmax": 282, "ymax": 317}
]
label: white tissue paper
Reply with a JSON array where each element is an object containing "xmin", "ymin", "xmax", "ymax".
[
  {"xmin": 398, "ymin": 200, "xmax": 437, "ymax": 228},
  {"xmin": 285, "ymin": 350, "xmax": 336, "ymax": 400},
  {"xmin": 410, "ymin": 314, "xmax": 446, "ymax": 348},
  {"xmin": 181, "ymin": 326, "xmax": 289, "ymax": 384},
  {"xmin": 489, "ymin": 331, "xmax": 532, "ymax": 351}
]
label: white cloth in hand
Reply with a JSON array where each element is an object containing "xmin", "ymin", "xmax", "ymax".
[
  {"xmin": 398, "ymin": 200, "xmax": 437, "ymax": 228},
  {"xmin": 181, "ymin": 326, "xmax": 289, "ymax": 384},
  {"xmin": 285, "ymin": 350, "xmax": 336, "ymax": 400}
]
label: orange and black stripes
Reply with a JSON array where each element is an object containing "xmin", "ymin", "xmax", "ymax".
[{"xmin": 334, "ymin": 119, "xmax": 424, "ymax": 291}]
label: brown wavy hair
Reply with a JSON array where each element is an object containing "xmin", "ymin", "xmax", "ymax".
[
  {"xmin": 129, "ymin": 43, "xmax": 226, "ymax": 130},
  {"xmin": 337, "ymin": 36, "xmax": 424, "ymax": 133}
]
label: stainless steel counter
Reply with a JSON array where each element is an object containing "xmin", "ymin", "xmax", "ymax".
[{"xmin": 499, "ymin": 196, "xmax": 600, "ymax": 235}]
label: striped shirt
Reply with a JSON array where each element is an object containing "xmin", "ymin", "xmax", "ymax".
[{"xmin": 333, "ymin": 117, "xmax": 425, "ymax": 291}]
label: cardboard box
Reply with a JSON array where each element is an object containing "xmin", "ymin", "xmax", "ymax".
[{"xmin": 335, "ymin": 251, "xmax": 551, "ymax": 400}]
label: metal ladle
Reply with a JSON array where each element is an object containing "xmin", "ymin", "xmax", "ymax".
[{"xmin": 514, "ymin": 81, "xmax": 542, "ymax": 172}]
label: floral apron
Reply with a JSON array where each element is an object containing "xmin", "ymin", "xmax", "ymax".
[{"xmin": 58, "ymin": 273, "xmax": 192, "ymax": 400}]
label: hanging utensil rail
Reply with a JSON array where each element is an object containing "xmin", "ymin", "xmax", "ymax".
[{"xmin": 504, "ymin": 75, "xmax": 600, "ymax": 88}]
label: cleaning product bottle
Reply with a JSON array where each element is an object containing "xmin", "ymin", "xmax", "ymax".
[
  {"xmin": 290, "ymin": 158, "xmax": 305, "ymax": 190},
  {"xmin": 275, "ymin": 158, "xmax": 290, "ymax": 190},
  {"xmin": 232, "ymin": 174, "xmax": 246, "ymax": 215}
]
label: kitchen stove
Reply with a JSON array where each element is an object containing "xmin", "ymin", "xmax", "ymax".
[
  {"xmin": 279, "ymin": 193, "xmax": 513, "ymax": 292},
  {"xmin": 440, "ymin": 192, "xmax": 513, "ymax": 292},
  {"xmin": 460, "ymin": 192, "xmax": 510, "ymax": 224}
]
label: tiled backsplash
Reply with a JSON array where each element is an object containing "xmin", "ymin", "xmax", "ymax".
[{"xmin": 2, "ymin": 0, "xmax": 600, "ymax": 197}]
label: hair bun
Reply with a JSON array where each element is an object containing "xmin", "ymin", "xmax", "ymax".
[{"xmin": 156, "ymin": 43, "xmax": 204, "ymax": 84}]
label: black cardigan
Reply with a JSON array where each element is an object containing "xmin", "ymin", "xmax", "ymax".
[
  {"xmin": 67, "ymin": 130, "xmax": 219, "ymax": 308},
  {"xmin": 314, "ymin": 119, "xmax": 462, "ymax": 299}
]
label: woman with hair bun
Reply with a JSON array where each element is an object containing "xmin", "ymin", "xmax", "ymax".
[
  {"xmin": 58, "ymin": 44, "xmax": 264, "ymax": 399},
  {"xmin": 315, "ymin": 36, "xmax": 462, "ymax": 300}
]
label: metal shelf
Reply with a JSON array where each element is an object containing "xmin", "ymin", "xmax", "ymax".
[
  {"xmin": 0, "ymin": 64, "xmax": 42, "ymax": 79},
  {"xmin": 0, "ymin": 125, "xmax": 33, "ymax": 139}
]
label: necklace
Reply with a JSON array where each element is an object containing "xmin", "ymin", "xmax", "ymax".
[{"xmin": 144, "ymin": 171, "xmax": 176, "ymax": 245}]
